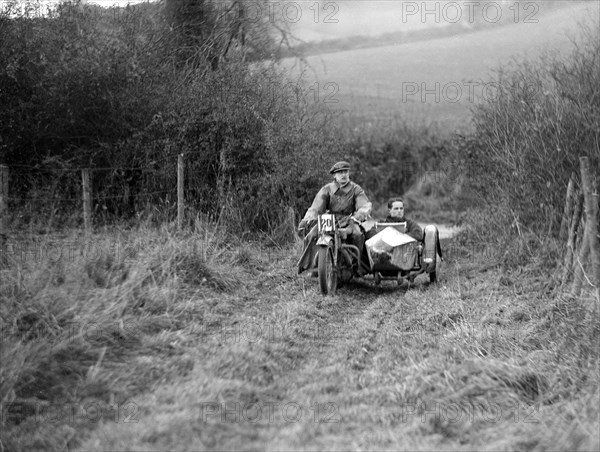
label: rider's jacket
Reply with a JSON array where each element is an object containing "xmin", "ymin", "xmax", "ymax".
[{"xmin": 301, "ymin": 181, "xmax": 372, "ymax": 223}]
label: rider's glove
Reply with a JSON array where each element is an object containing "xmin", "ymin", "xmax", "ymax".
[
  {"xmin": 297, "ymin": 219, "xmax": 308, "ymax": 238},
  {"xmin": 353, "ymin": 211, "xmax": 366, "ymax": 222},
  {"xmin": 339, "ymin": 228, "xmax": 348, "ymax": 240}
]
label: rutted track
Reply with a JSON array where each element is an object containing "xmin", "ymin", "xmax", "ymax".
[
  {"xmin": 76, "ymin": 234, "xmax": 577, "ymax": 451},
  {"xmin": 78, "ymin": 251, "xmax": 419, "ymax": 450}
]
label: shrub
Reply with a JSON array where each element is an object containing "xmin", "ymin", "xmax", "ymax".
[{"xmin": 464, "ymin": 21, "xmax": 600, "ymax": 235}]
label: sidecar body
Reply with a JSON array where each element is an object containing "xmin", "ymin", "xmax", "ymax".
[{"xmin": 366, "ymin": 223, "xmax": 441, "ymax": 285}]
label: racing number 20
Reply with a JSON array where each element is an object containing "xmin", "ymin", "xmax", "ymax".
[{"xmin": 320, "ymin": 216, "xmax": 334, "ymax": 231}]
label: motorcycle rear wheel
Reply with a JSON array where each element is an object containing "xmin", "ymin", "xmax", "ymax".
[{"xmin": 318, "ymin": 246, "xmax": 337, "ymax": 295}]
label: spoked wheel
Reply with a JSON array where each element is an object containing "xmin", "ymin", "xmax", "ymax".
[
  {"xmin": 318, "ymin": 246, "xmax": 338, "ymax": 295},
  {"xmin": 429, "ymin": 255, "xmax": 440, "ymax": 284},
  {"xmin": 374, "ymin": 272, "xmax": 382, "ymax": 286}
]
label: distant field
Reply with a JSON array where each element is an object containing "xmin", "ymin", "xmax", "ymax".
[{"xmin": 281, "ymin": 2, "xmax": 598, "ymax": 134}]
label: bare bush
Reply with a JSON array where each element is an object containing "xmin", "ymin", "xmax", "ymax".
[{"xmin": 465, "ymin": 21, "xmax": 599, "ymax": 235}]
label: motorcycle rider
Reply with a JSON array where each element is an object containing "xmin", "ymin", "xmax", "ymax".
[
  {"xmin": 297, "ymin": 161, "xmax": 372, "ymax": 275},
  {"xmin": 383, "ymin": 197, "xmax": 443, "ymax": 270},
  {"xmin": 383, "ymin": 197, "xmax": 423, "ymax": 241}
]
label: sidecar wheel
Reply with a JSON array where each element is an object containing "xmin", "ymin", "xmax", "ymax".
[{"xmin": 318, "ymin": 246, "xmax": 337, "ymax": 295}]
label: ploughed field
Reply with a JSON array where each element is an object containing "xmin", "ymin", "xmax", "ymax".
[{"xmin": 281, "ymin": 2, "xmax": 597, "ymax": 134}]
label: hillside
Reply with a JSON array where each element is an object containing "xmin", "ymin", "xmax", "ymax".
[{"xmin": 281, "ymin": 2, "xmax": 598, "ymax": 133}]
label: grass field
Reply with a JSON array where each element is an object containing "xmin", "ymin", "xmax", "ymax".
[
  {"xmin": 1, "ymin": 221, "xmax": 598, "ymax": 450},
  {"xmin": 281, "ymin": 2, "xmax": 598, "ymax": 134}
]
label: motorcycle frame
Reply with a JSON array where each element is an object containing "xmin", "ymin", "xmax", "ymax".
[{"xmin": 315, "ymin": 214, "xmax": 365, "ymax": 276}]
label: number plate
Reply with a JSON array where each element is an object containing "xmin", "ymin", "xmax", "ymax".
[{"xmin": 318, "ymin": 214, "xmax": 336, "ymax": 232}]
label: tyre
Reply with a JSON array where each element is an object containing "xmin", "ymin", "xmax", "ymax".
[
  {"xmin": 318, "ymin": 246, "xmax": 337, "ymax": 295},
  {"xmin": 429, "ymin": 271, "xmax": 437, "ymax": 283},
  {"xmin": 397, "ymin": 273, "xmax": 404, "ymax": 286}
]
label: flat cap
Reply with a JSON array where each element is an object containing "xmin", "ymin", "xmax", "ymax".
[{"xmin": 329, "ymin": 161, "xmax": 351, "ymax": 174}]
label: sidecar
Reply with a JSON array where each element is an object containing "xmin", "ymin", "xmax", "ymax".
[
  {"xmin": 299, "ymin": 214, "xmax": 442, "ymax": 295},
  {"xmin": 365, "ymin": 222, "xmax": 442, "ymax": 286}
]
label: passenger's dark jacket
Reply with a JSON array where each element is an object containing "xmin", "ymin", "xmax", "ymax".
[{"xmin": 381, "ymin": 216, "xmax": 424, "ymax": 242}]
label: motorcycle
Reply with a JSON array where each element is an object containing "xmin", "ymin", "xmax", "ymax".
[
  {"xmin": 313, "ymin": 214, "xmax": 442, "ymax": 295},
  {"xmin": 315, "ymin": 213, "xmax": 370, "ymax": 295}
]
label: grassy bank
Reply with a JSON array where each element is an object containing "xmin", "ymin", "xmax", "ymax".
[{"xmin": 1, "ymin": 221, "xmax": 598, "ymax": 451}]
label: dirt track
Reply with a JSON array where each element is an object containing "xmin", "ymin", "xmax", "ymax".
[
  {"xmin": 73, "ymin": 231, "xmax": 556, "ymax": 451},
  {"xmin": 70, "ymin": 223, "xmax": 600, "ymax": 452}
]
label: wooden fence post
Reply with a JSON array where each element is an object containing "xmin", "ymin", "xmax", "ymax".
[
  {"xmin": 0, "ymin": 164, "xmax": 7, "ymax": 228},
  {"xmin": 561, "ymin": 191, "xmax": 583, "ymax": 289},
  {"xmin": 559, "ymin": 174, "xmax": 575, "ymax": 241},
  {"xmin": 570, "ymin": 157, "xmax": 600, "ymax": 298},
  {"xmin": 0, "ymin": 165, "xmax": 8, "ymax": 264},
  {"xmin": 570, "ymin": 228, "xmax": 590, "ymax": 298},
  {"xmin": 593, "ymin": 192, "xmax": 600, "ymax": 302},
  {"xmin": 580, "ymin": 157, "xmax": 600, "ymax": 293},
  {"xmin": 177, "ymin": 153, "xmax": 184, "ymax": 230},
  {"xmin": 82, "ymin": 169, "xmax": 92, "ymax": 236}
]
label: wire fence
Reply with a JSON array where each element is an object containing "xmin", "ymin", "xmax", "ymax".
[{"xmin": 0, "ymin": 154, "xmax": 211, "ymax": 236}]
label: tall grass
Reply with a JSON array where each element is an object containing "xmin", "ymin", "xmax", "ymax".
[
  {"xmin": 1, "ymin": 219, "xmax": 598, "ymax": 451},
  {"xmin": 0, "ymin": 218, "xmax": 250, "ymax": 451}
]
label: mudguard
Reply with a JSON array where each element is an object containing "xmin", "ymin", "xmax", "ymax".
[
  {"xmin": 316, "ymin": 235, "xmax": 337, "ymax": 268},
  {"xmin": 317, "ymin": 235, "xmax": 334, "ymax": 247},
  {"xmin": 422, "ymin": 225, "xmax": 439, "ymax": 273}
]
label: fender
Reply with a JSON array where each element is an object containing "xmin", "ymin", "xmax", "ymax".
[
  {"xmin": 317, "ymin": 235, "xmax": 337, "ymax": 267},
  {"xmin": 422, "ymin": 225, "xmax": 439, "ymax": 273},
  {"xmin": 317, "ymin": 235, "xmax": 334, "ymax": 247}
]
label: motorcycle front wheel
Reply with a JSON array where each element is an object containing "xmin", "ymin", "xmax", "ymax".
[{"xmin": 318, "ymin": 246, "xmax": 338, "ymax": 295}]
